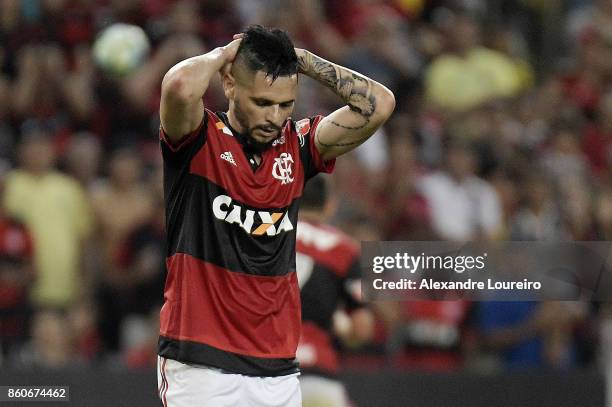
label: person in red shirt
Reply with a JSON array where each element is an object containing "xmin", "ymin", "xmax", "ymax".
[
  {"xmin": 296, "ymin": 175, "xmax": 374, "ymax": 407},
  {"xmin": 157, "ymin": 24, "xmax": 394, "ymax": 406}
]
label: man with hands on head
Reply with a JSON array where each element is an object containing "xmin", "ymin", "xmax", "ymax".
[{"xmin": 157, "ymin": 25, "xmax": 394, "ymax": 406}]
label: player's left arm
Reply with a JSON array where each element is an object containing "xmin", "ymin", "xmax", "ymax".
[{"xmin": 296, "ymin": 49, "xmax": 396, "ymax": 161}]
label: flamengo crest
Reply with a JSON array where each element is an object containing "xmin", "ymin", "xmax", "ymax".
[{"xmin": 272, "ymin": 152, "xmax": 294, "ymax": 185}]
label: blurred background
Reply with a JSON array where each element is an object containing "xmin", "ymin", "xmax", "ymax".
[{"xmin": 0, "ymin": 0, "xmax": 611, "ymax": 405}]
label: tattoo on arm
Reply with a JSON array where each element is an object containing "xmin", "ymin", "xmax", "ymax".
[
  {"xmin": 329, "ymin": 117, "xmax": 369, "ymax": 130},
  {"xmin": 298, "ymin": 51, "xmax": 377, "ymax": 134},
  {"xmin": 315, "ymin": 120, "xmax": 371, "ymax": 148}
]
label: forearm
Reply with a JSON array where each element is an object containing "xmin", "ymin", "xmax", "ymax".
[
  {"xmin": 161, "ymin": 47, "xmax": 227, "ymax": 104},
  {"xmin": 297, "ymin": 49, "xmax": 390, "ymax": 121},
  {"xmin": 160, "ymin": 47, "xmax": 230, "ymax": 140},
  {"xmin": 296, "ymin": 49, "xmax": 394, "ymax": 160}
]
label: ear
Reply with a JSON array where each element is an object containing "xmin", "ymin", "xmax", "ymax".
[{"xmin": 222, "ymin": 71, "xmax": 236, "ymax": 100}]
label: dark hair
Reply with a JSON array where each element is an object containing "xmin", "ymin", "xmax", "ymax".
[
  {"xmin": 235, "ymin": 25, "xmax": 298, "ymax": 81},
  {"xmin": 301, "ymin": 175, "xmax": 329, "ymax": 210}
]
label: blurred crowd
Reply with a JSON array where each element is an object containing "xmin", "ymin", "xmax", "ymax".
[{"xmin": 0, "ymin": 0, "xmax": 611, "ymax": 375}]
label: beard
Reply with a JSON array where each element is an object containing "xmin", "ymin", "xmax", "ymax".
[
  {"xmin": 234, "ymin": 100, "xmax": 281, "ymax": 154},
  {"xmin": 242, "ymin": 131, "xmax": 277, "ymax": 154}
]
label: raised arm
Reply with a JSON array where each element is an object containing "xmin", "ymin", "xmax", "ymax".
[
  {"xmin": 160, "ymin": 37, "xmax": 242, "ymax": 143},
  {"xmin": 296, "ymin": 49, "xmax": 395, "ymax": 161}
]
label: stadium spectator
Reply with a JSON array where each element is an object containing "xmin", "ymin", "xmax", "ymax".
[
  {"xmin": 10, "ymin": 309, "xmax": 83, "ymax": 369},
  {"xmin": 386, "ymin": 300, "xmax": 473, "ymax": 372},
  {"xmin": 476, "ymin": 301, "xmax": 585, "ymax": 370},
  {"xmin": 97, "ymin": 165, "xmax": 164, "ymax": 355},
  {"xmin": 0, "ymin": 166, "xmax": 35, "ymax": 360},
  {"xmin": 425, "ymin": 12, "xmax": 525, "ymax": 113},
  {"xmin": 582, "ymin": 92, "xmax": 612, "ymax": 180},
  {"xmin": 541, "ymin": 123, "xmax": 589, "ymax": 185},
  {"xmin": 3, "ymin": 131, "xmax": 92, "ymax": 310},
  {"xmin": 62, "ymin": 132, "xmax": 103, "ymax": 191},
  {"xmin": 559, "ymin": 29, "xmax": 607, "ymax": 117},
  {"xmin": 342, "ymin": 4, "xmax": 420, "ymax": 93},
  {"xmin": 12, "ymin": 43, "xmax": 93, "ymax": 134},
  {"xmin": 510, "ymin": 174, "xmax": 568, "ymax": 241},
  {"xmin": 418, "ymin": 139, "xmax": 503, "ymax": 241},
  {"xmin": 560, "ymin": 178, "xmax": 595, "ymax": 240},
  {"xmin": 91, "ymin": 148, "xmax": 153, "ymax": 352},
  {"xmin": 91, "ymin": 147, "xmax": 152, "ymax": 273},
  {"xmin": 296, "ymin": 175, "xmax": 374, "ymax": 407},
  {"xmin": 379, "ymin": 115, "xmax": 435, "ymax": 240}
]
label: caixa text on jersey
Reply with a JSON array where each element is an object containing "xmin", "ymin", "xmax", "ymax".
[{"xmin": 212, "ymin": 195, "xmax": 294, "ymax": 236}]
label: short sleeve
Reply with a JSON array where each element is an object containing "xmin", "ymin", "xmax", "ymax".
[
  {"xmin": 296, "ymin": 115, "xmax": 336, "ymax": 181},
  {"xmin": 160, "ymin": 113, "xmax": 207, "ymax": 165}
]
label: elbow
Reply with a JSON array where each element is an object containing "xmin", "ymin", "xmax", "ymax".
[
  {"xmin": 161, "ymin": 69, "xmax": 194, "ymax": 104},
  {"xmin": 376, "ymin": 87, "xmax": 396, "ymax": 122}
]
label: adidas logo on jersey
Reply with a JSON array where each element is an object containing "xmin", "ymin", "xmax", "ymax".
[
  {"xmin": 212, "ymin": 194, "xmax": 294, "ymax": 236},
  {"xmin": 220, "ymin": 152, "xmax": 237, "ymax": 166}
]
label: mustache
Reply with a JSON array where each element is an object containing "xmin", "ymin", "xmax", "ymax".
[{"xmin": 255, "ymin": 124, "xmax": 281, "ymax": 133}]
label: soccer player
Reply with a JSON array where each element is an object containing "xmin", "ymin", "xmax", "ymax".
[
  {"xmin": 157, "ymin": 25, "xmax": 394, "ymax": 406},
  {"xmin": 296, "ymin": 175, "xmax": 374, "ymax": 407}
]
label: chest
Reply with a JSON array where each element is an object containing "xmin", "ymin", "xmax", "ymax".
[
  {"xmin": 95, "ymin": 191, "xmax": 151, "ymax": 227},
  {"xmin": 191, "ymin": 132, "xmax": 304, "ymax": 209},
  {"xmin": 17, "ymin": 179, "xmax": 75, "ymax": 218}
]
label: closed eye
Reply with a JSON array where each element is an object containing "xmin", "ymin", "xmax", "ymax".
[
  {"xmin": 254, "ymin": 99, "xmax": 272, "ymax": 107},
  {"xmin": 252, "ymin": 98, "xmax": 294, "ymax": 108}
]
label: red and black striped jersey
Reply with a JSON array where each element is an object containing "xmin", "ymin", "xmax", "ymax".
[
  {"xmin": 295, "ymin": 220, "xmax": 363, "ymax": 376},
  {"xmin": 158, "ymin": 109, "xmax": 334, "ymax": 376}
]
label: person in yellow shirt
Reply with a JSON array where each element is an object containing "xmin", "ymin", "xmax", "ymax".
[
  {"xmin": 425, "ymin": 13, "xmax": 529, "ymax": 113},
  {"xmin": 3, "ymin": 130, "xmax": 92, "ymax": 310}
]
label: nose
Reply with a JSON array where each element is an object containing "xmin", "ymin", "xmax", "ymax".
[{"xmin": 265, "ymin": 105, "xmax": 282, "ymax": 127}]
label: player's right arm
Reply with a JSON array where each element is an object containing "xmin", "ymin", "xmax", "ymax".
[{"xmin": 160, "ymin": 36, "xmax": 242, "ymax": 143}]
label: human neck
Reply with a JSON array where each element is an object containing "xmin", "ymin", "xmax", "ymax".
[
  {"xmin": 224, "ymin": 109, "xmax": 268, "ymax": 157},
  {"xmin": 226, "ymin": 108, "xmax": 245, "ymax": 134},
  {"xmin": 25, "ymin": 168, "xmax": 49, "ymax": 178}
]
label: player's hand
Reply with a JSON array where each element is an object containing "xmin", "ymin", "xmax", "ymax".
[{"xmin": 219, "ymin": 34, "xmax": 244, "ymax": 76}]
